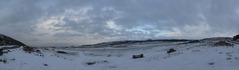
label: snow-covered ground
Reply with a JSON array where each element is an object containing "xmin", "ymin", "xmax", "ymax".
[{"xmin": 1, "ymin": 40, "xmax": 239, "ymax": 70}]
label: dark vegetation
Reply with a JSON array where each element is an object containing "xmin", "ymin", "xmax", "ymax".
[
  {"xmin": 0, "ymin": 49, "xmax": 3, "ymax": 56},
  {"xmin": 0, "ymin": 38, "xmax": 3, "ymax": 45},
  {"xmin": 86, "ymin": 60, "xmax": 108, "ymax": 65},
  {"xmin": 23, "ymin": 46, "xmax": 35, "ymax": 53},
  {"xmin": 11, "ymin": 58, "xmax": 15, "ymax": 61},
  {"xmin": 108, "ymin": 39, "xmax": 189, "ymax": 45},
  {"xmin": 36, "ymin": 50, "xmax": 41, "ymax": 53},
  {"xmin": 86, "ymin": 62, "xmax": 96, "ymax": 65},
  {"xmin": 233, "ymin": 34, "xmax": 239, "ymax": 41},
  {"xmin": 208, "ymin": 62, "xmax": 214, "ymax": 65},
  {"xmin": 0, "ymin": 34, "xmax": 26, "ymax": 56},
  {"xmin": 1, "ymin": 48, "xmax": 15, "ymax": 56},
  {"xmin": 188, "ymin": 40, "xmax": 200, "ymax": 43},
  {"xmin": 0, "ymin": 49, "xmax": 13, "ymax": 56},
  {"xmin": 0, "ymin": 34, "xmax": 25, "ymax": 46},
  {"xmin": 167, "ymin": 48, "xmax": 176, "ymax": 53},
  {"xmin": 132, "ymin": 54, "xmax": 144, "ymax": 59},
  {"xmin": 80, "ymin": 39, "xmax": 190, "ymax": 48},
  {"xmin": 0, "ymin": 45, "xmax": 20, "ymax": 50},
  {"xmin": 211, "ymin": 41, "xmax": 234, "ymax": 47},
  {"xmin": 0, "ymin": 59, "xmax": 7, "ymax": 64},
  {"xmin": 44, "ymin": 64, "xmax": 48, "ymax": 66},
  {"xmin": 179, "ymin": 40, "xmax": 201, "ymax": 45},
  {"xmin": 22, "ymin": 46, "xmax": 44, "ymax": 57},
  {"xmin": 226, "ymin": 57, "xmax": 232, "ymax": 60},
  {"xmin": 57, "ymin": 51, "xmax": 68, "ymax": 54}
]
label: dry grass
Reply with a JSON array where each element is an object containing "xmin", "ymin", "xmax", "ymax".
[{"xmin": 23, "ymin": 46, "xmax": 35, "ymax": 53}]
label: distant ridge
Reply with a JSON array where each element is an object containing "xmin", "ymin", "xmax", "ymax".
[
  {"xmin": 0, "ymin": 34, "xmax": 25, "ymax": 46},
  {"xmin": 78, "ymin": 39, "xmax": 191, "ymax": 48}
]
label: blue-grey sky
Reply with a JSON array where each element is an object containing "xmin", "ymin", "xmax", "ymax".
[{"xmin": 0, "ymin": 0, "xmax": 239, "ymax": 47}]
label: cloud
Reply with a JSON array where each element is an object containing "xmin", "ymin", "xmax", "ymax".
[{"xmin": 0, "ymin": 0, "xmax": 239, "ymax": 47}]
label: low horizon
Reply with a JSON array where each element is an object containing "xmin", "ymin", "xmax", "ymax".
[
  {"xmin": 1, "ymin": 33, "xmax": 236, "ymax": 47},
  {"xmin": 29, "ymin": 36, "xmax": 237, "ymax": 47}
]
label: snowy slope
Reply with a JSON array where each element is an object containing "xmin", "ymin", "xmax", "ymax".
[{"xmin": 1, "ymin": 40, "xmax": 239, "ymax": 70}]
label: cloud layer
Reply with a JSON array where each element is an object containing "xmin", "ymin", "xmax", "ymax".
[{"xmin": 1, "ymin": 0, "xmax": 239, "ymax": 47}]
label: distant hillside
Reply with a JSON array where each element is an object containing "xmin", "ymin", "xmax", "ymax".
[{"xmin": 0, "ymin": 34, "xmax": 25, "ymax": 46}]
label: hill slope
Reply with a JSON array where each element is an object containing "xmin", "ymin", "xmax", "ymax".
[
  {"xmin": 1, "ymin": 38, "xmax": 239, "ymax": 70},
  {"xmin": 0, "ymin": 34, "xmax": 25, "ymax": 46}
]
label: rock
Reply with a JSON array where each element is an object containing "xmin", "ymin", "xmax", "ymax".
[
  {"xmin": 167, "ymin": 48, "xmax": 176, "ymax": 53},
  {"xmin": 57, "ymin": 51, "xmax": 68, "ymax": 54},
  {"xmin": 86, "ymin": 60, "xmax": 108, "ymax": 65},
  {"xmin": 35, "ymin": 50, "xmax": 41, "ymax": 53},
  {"xmin": 132, "ymin": 54, "xmax": 144, "ymax": 59},
  {"xmin": 44, "ymin": 64, "xmax": 48, "ymax": 66},
  {"xmin": 86, "ymin": 62, "xmax": 96, "ymax": 65},
  {"xmin": 208, "ymin": 62, "xmax": 214, "ymax": 65}
]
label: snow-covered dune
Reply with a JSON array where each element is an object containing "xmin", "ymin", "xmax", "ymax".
[{"xmin": 1, "ymin": 40, "xmax": 239, "ymax": 70}]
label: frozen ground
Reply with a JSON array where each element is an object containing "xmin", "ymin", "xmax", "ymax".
[{"xmin": 1, "ymin": 39, "xmax": 239, "ymax": 70}]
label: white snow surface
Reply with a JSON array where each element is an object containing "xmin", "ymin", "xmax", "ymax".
[{"xmin": 1, "ymin": 41, "xmax": 239, "ymax": 70}]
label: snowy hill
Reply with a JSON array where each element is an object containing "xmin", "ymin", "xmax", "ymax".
[
  {"xmin": 1, "ymin": 38, "xmax": 239, "ymax": 70},
  {"xmin": 77, "ymin": 39, "xmax": 190, "ymax": 48}
]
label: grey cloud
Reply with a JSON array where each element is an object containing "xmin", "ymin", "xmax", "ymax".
[
  {"xmin": 0, "ymin": 0, "xmax": 239, "ymax": 47},
  {"xmin": 53, "ymin": 32, "xmax": 83, "ymax": 37}
]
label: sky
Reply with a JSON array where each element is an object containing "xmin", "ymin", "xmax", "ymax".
[{"xmin": 0, "ymin": 0, "xmax": 239, "ymax": 47}]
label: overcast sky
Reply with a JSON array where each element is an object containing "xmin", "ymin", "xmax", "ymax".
[{"xmin": 1, "ymin": 0, "xmax": 239, "ymax": 47}]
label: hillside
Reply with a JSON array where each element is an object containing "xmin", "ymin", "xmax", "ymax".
[
  {"xmin": 1, "ymin": 36, "xmax": 239, "ymax": 70},
  {"xmin": 0, "ymin": 34, "xmax": 25, "ymax": 46}
]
